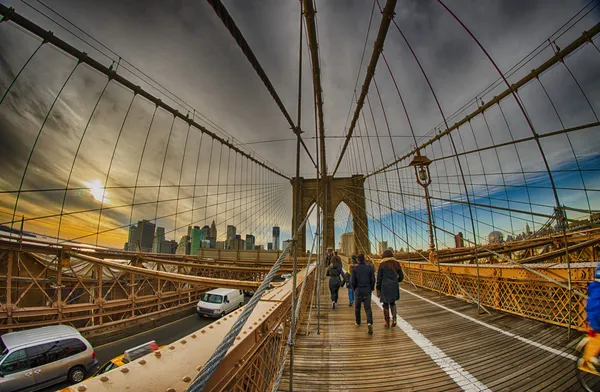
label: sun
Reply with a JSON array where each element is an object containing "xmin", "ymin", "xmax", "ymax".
[{"xmin": 83, "ymin": 180, "xmax": 106, "ymax": 203}]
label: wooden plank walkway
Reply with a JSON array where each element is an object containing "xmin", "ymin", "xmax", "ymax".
[{"xmin": 279, "ymin": 282, "xmax": 599, "ymax": 391}]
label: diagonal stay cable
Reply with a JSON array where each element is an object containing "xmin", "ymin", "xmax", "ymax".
[
  {"xmin": 187, "ymin": 202, "xmax": 318, "ymax": 392},
  {"xmin": 271, "ymin": 222, "xmax": 319, "ymax": 392},
  {"xmin": 206, "ymin": 0, "xmax": 318, "ymax": 174},
  {"xmin": 331, "ymin": 0, "xmax": 397, "ymax": 177}
]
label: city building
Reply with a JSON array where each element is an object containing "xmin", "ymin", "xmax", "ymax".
[
  {"xmin": 160, "ymin": 240, "xmax": 178, "ymax": 254},
  {"xmin": 176, "ymin": 235, "xmax": 190, "ymax": 255},
  {"xmin": 230, "ymin": 235, "xmax": 245, "ymax": 250},
  {"xmin": 216, "ymin": 241, "xmax": 226, "ymax": 249},
  {"xmin": 454, "ymin": 232, "xmax": 464, "ymax": 248},
  {"xmin": 206, "ymin": 236, "xmax": 216, "ymax": 249},
  {"xmin": 273, "ymin": 226, "xmax": 280, "ymax": 250},
  {"xmin": 226, "ymin": 225, "xmax": 236, "ymax": 249},
  {"xmin": 488, "ymin": 231, "xmax": 504, "ymax": 244},
  {"xmin": 135, "ymin": 220, "xmax": 155, "ymax": 252},
  {"xmin": 378, "ymin": 241, "xmax": 388, "ymax": 255},
  {"xmin": 127, "ymin": 224, "xmax": 137, "ymax": 251},
  {"xmin": 525, "ymin": 223, "xmax": 531, "ymax": 236},
  {"xmin": 267, "ymin": 242, "xmax": 273, "ymax": 250},
  {"xmin": 153, "ymin": 226, "xmax": 165, "ymax": 253},
  {"xmin": 210, "ymin": 220, "xmax": 217, "ymax": 239},
  {"xmin": 245, "ymin": 234, "xmax": 255, "ymax": 250},
  {"xmin": 340, "ymin": 232, "xmax": 355, "ymax": 256},
  {"xmin": 255, "ymin": 245, "xmax": 264, "ymax": 251},
  {"xmin": 190, "ymin": 225, "xmax": 202, "ymax": 255}
]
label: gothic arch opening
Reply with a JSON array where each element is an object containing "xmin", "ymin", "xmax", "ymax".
[{"xmin": 334, "ymin": 201, "xmax": 355, "ymax": 255}]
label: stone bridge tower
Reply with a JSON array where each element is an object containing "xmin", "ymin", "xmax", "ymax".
[{"xmin": 291, "ymin": 175, "xmax": 369, "ymax": 254}]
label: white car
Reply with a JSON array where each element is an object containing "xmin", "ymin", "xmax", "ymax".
[{"xmin": 196, "ymin": 288, "xmax": 244, "ymax": 318}]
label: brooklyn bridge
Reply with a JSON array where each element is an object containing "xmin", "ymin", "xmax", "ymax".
[{"xmin": 0, "ymin": 0, "xmax": 600, "ymax": 391}]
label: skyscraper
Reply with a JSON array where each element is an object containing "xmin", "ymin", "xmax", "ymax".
[
  {"xmin": 135, "ymin": 220, "xmax": 155, "ymax": 252},
  {"xmin": 267, "ymin": 242, "xmax": 273, "ymax": 250},
  {"xmin": 272, "ymin": 226, "xmax": 280, "ymax": 250},
  {"xmin": 210, "ymin": 220, "xmax": 217, "ymax": 238},
  {"xmin": 226, "ymin": 225, "xmax": 236, "ymax": 249},
  {"xmin": 245, "ymin": 234, "xmax": 255, "ymax": 250},
  {"xmin": 340, "ymin": 232, "xmax": 355, "ymax": 255},
  {"xmin": 127, "ymin": 225, "xmax": 137, "ymax": 251},
  {"xmin": 153, "ymin": 226, "xmax": 165, "ymax": 253},
  {"xmin": 378, "ymin": 241, "xmax": 388, "ymax": 255},
  {"xmin": 190, "ymin": 225, "xmax": 202, "ymax": 256},
  {"xmin": 227, "ymin": 225, "xmax": 236, "ymax": 239}
]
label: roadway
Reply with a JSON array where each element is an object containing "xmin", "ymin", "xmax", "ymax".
[{"xmin": 45, "ymin": 296, "xmax": 250, "ymax": 391}]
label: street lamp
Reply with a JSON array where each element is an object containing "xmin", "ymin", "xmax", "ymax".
[{"xmin": 409, "ymin": 151, "xmax": 437, "ymax": 263}]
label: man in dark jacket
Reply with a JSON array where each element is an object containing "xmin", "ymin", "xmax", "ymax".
[
  {"xmin": 351, "ymin": 253, "xmax": 375, "ymax": 335},
  {"xmin": 376, "ymin": 249, "xmax": 404, "ymax": 328}
]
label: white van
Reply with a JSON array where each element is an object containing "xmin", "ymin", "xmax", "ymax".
[
  {"xmin": 196, "ymin": 288, "xmax": 245, "ymax": 318},
  {"xmin": 0, "ymin": 325, "xmax": 98, "ymax": 391}
]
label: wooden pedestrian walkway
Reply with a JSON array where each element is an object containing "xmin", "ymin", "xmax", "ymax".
[{"xmin": 279, "ymin": 283, "xmax": 596, "ymax": 391}]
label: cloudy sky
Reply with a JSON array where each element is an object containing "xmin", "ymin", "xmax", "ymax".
[{"xmin": 1, "ymin": 0, "xmax": 599, "ymax": 251}]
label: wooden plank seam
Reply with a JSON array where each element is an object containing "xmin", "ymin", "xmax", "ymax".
[
  {"xmin": 400, "ymin": 288, "xmax": 578, "ymax": 361},
  {"xmin": 371, "ymin": 294, "xmax": 491, "ymax": 392}
]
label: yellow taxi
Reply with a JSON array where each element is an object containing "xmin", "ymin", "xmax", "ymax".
[{"xmin": 89, "ymin": 341, "xmax": 161, "ymax": 378}]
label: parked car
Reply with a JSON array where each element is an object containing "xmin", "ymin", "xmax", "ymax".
[
  {"xmin": 90, "ymin": 341, "xmax": 161, "ymax": 379},
  {"xmin": 0, "ymin": 325, "xmax": 98, "ymax": 392},
  {"xmin": 196, "ymin": 288, "xmax": 244, "ymax": 318}
]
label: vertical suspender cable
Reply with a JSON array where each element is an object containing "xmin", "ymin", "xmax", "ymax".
[{"xmin": 290, "ymin": 4, "xmax": 303, "ymax": 388}]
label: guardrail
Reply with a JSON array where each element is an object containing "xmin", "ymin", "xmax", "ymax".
[{"xmin": 62, "ymin": 264, "xmax": 316, "ymax": 392}]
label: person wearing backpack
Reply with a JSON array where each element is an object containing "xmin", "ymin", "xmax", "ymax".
[
  {"xmin": 351, "ymin": 253, "xmax": 375, "ymax": 335},
  {"xmin": 327, "ymin": 259, "xmax": 344, "ymax": 309},
  {"xmin": 376, "ymin": 249, "xmax": 404, "ymax": 328}
]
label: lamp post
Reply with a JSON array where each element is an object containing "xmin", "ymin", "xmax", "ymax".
[{"xmin": 409, "ymin": 151, "xmax": 437, "ymax": 263}]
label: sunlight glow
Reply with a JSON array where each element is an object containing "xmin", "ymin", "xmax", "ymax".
[{"xmin": 83, "ymin": 180, "xmax": 106, "ymax": 203}]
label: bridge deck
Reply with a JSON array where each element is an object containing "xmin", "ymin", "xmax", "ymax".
[{"xmin": 280, "ymin": 283, "xmax": 596, "ymax": 391}]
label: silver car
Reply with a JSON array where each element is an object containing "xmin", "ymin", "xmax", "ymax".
[{"xmin": 0, "ymin": 325, "xmax": 98, "ymax": 391}]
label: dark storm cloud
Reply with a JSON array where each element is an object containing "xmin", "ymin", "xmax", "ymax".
[{"xmin": 1, "ymin": 0, "xmax": 599, "ymax": 248}]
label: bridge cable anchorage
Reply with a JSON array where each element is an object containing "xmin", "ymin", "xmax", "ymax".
[
  {"xmin": 206, "ymin": 0, "xmax": 318, "ymax": 176},
  {"xmin": 187, "ymin": 202, "xmax": 318, "ymax": 392},
  {"xmin": 331, "ymin": 0, "xmax": 397, "ymax": 177}
]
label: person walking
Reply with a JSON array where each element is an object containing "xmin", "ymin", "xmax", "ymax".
[
  {"xmin": 351, "ymin": 253, "xmax": 375, "ymax": 335},
  {"xmin": 327, "ymin": 259, "xmax": 344, "ymax": 309},
  {"xmin": 376, "ymin": 249, "xmax": 404, "ymax": 328},
  {"xmin": 344, "ymin": 266, "xmax": 353, "ymax": 307}
]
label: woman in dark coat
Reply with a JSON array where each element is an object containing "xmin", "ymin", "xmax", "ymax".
[
  {"xmin": 327, "ymin": 261, "xmax": 344, "ymax": 309},
  {"xmin": 376, "ymin": 249, "xmax": 404, "ymax": 328}
]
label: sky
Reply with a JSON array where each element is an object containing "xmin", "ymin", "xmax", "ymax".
[{"xmin": 0, "ymin": 0, "xmax": 599, "ymax": 251}]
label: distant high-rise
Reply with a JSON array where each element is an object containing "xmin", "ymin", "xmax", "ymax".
[
  {"xmin": 153, "ymin": 226, "xmax": 165, "ymax": 253},
  {"xmin": 135, "ymin": 220, "xmax": 155, "ymax": 252},
  {"xmin": 272, "ymin": 226, "xmax": 280, "ymax": 250},
  {"xmin": 525, "ymin": 223, "xmax": 531, "ymax": 235},
  {"xmin": 245, "ymin": 234, "xmax": 255, "ymax": 250},
  {"xmin": 378, "ymin": 241, "xmax": 388, "ymax": 256},
  {"xmin": 210, "ymin": 220, "xmax": 217, "ymax": 239},
  {"xmin": 267, "ymin": 242, "xmax": 273, "ymax": 251},
  {"xmin": 176, "ymin": 235, "xmax": 190, "ymax": 255},
  {"xmin": 190, "ymin": 226, "xmax": 202, "ymax": 256},
  {"xmin": 454, "ymin": 232, "xmax": 464, "ymax": 248},
  {"xmin": 340, "ymin": 232, "xmax": 355, "ymax": 256},
  {"xmin": 127, "ymin": 225, "xmax": 137, "ymax": 251},
  {"xmin": 160, "ymin": 240, "xmax": 178, "ymax": 254},
  {"xmin": 226, "ymin": 225, "xmax": 236, "ymax": 249},
  {"xmin": 227, "ymin": 225, "xmax": 236, "ymax": 239}
]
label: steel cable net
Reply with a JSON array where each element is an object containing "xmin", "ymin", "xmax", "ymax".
[
  {"xmin": 2, "ymin": 0, "xmax": 600, "ymax": 391},
  {"xmin": 335, "ymin": 4, "xmax": 600, "ymax": 258}
]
